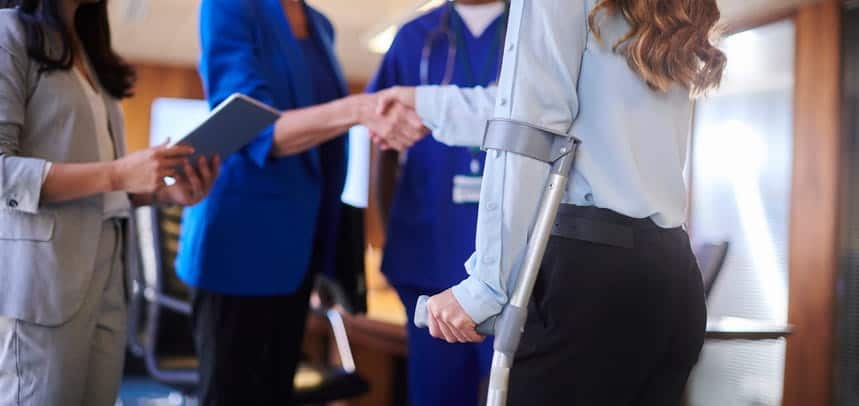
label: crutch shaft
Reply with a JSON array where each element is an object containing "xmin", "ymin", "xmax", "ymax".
[{"xmin": 484, "ymin": 145, "xmax": 579, "ymax": 406}]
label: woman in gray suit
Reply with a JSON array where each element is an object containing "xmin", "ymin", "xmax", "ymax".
[{"xmin": 0, "ymin": 0, "xmax": 218, "ymax": 404}]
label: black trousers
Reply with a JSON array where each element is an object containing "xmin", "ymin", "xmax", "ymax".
[
  {"xmin": 191, "ymin": 273, "xmax": 314, "ymax": 406},
  {"xmin": 508, "ymin": 206, "xmax": 706, "ymax": 406}
]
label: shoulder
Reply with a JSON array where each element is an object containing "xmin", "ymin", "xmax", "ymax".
[
  {"xmin": 307, "ymin": 6, "xmax": 335, "ymax": 36},
  {"xmin": 0, "ymin": 9, "xmax": 27, "ymax": 55},
  {"xmin": 200, "ymin": 0, "xmax": 252, "ymax": 20},
  {"xmin": 388, "ymin": 6, "xmax": 444, "ymax": 55},
  {"xmin": 398, "ymin": 6, "xmax": 445, "ymax": 40}
]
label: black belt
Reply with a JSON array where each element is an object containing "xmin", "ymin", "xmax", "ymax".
[{"xmin": 550, "ymin": 205, "xmax": 660, "ymax": 249}]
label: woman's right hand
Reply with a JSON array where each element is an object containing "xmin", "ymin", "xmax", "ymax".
[{"xmin": 110, "ymin": 144, "xmax": 196, "ymax": 194}]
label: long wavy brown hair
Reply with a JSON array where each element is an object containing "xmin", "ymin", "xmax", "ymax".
[{"xmin": 588, "ymin": 0, "xmax": 727, "ymax": 94}]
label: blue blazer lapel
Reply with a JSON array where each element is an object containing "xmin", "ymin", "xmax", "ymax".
[
  {"xmin": 264, "ymin": 0, "xmax": 322, "ymax": 175},
  {"xmin": 307, "ymin": 8, "xmax": 349, "ymax": 98}
]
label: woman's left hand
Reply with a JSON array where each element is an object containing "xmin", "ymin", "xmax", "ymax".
[
  {"xmin": 159, "ymin": 155, "xmax": 221, "ymax": 206},
  {"xmin": 426, "ymin": 289, "xmax": 485, "ymax": 343}
]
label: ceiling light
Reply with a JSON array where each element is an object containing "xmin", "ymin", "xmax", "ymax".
[{"xmin": 368, "ymin": 25, "xmax": 398, "ymax": 54}]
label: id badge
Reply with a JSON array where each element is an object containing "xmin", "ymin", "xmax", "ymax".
[{"xmin": 453, "ymin": 175, "xmax": 482, "ymax": 204}]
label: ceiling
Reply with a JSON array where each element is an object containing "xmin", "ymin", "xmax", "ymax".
[{"xmin": 107, "ymin": 0, "xmax": 817, "ymax": 81}]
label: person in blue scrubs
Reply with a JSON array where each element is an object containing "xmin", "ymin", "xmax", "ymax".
[
  {"xmin": 369, "ymin": 1, "xmax": 508, "ymax": 405},
  {"xmin": 182, "ymin": 1, "xmax": 427, "ymax": 404}
]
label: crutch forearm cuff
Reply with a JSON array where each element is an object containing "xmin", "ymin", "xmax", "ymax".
[{"xmin": 482, "ymin": 119, "xmax": 581, "ymax": 163}]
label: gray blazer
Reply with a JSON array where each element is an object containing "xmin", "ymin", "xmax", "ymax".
[{"xmin": 0, "ymin": 10, "xmax": 138, "ymax": 326}]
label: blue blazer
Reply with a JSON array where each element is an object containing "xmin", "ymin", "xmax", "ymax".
[{"xmin": 176, "ymin": 0, "xmax": 349, "ymax": 295}]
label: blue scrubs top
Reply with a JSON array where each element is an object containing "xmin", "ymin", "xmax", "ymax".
[{"xmin": 368, "ymin": 5, "xmax": 507, "ymax": 291}]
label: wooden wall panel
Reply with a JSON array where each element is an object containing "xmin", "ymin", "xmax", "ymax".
[
  {"xmin": 121, "ymin": 64, "xmax": 204, "ymax": 153},
  {"xmin": 784, "ymin": 1, "xmax": 842, "ymax": 405}
]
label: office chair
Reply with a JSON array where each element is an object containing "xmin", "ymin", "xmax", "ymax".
[
  {"xmin": 693, "ymin": 241, "xmax": 730, "ymax": 298},
  {"xmin": 126, "ymin": 205, "xmax": 369, "ymax": 404}
]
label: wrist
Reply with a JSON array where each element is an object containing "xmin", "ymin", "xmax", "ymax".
[
  {"xmin": 107, "ymin": 160, "xmax": 124, "ymax": 192},
  {"xmin": 398, "ymin": 86, "xmax": 417, "ymax": 109},
  {"xmin": 350, "ymin": 94, "xmax": 374, "ymax": 124}
]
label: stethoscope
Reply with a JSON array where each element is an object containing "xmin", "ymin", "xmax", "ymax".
[
  {"xmin": 419, "ymin": 0, "xmax": 508, "ymax": 86},
  {"xmin": 418, "ymin": 1, "xmax": 508, "ymax": 176}
]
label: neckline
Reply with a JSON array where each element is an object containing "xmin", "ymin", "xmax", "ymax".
[
  {"xmin": 453, "ymin": 2, "xmax": 505, "ymax": 39},
  {"xmin": 73, "ymin": 66, "xmax": 101, "ymax": 97}
]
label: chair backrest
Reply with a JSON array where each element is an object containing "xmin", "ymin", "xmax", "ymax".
[
  {"xmin": 155, "ymin": 206, "xmax": 191, "ymax": 299},
  {"xmin": 130, "ymin": 205, "xmax": 198, "ymax": 388},
  {"xmin": 130, "ymin": 206, "xmax": 369, "ymax": 402},
  {"xmin": 694, "ymin": 241, "xmax": 730, "ymax": 298}
]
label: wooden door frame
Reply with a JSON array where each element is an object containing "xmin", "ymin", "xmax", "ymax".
[{"xmin": 784, "ymin": 1, "xmax": 843, "ymax": 406}]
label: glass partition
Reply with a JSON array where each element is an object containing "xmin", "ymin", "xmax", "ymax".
[{"xmin": 686, "ymin": 20, "xmax": 795, "ymax": 406}]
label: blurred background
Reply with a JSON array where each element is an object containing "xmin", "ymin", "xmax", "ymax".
[{"xmin": 112, "ymin": 0, "xmax": 856, "ymax": 405}]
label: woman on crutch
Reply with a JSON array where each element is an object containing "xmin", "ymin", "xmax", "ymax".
[{"xmin": 376, "ymin": 0, "xmax": 727, "ymax": 404}]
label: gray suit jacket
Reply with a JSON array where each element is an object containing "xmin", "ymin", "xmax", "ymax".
[{"xmin": 0, "ymin": 10, "xmax": 139, "ymax": 326}]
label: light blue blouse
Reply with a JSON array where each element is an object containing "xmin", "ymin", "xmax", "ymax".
[{"xmin": 416, "ymin": 0, "xmax": 693, "ymax": 323}]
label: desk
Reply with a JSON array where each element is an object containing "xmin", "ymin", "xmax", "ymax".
[{"xmin": 705, "ymin": 316, "xmax": 792, "ymax": 340}]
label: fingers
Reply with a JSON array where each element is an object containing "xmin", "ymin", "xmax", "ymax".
[
  {"xmin": 197, "ymin": 156, "xmax": 214, "ymax": 186},
  {"xmin": 375, "ymin": 87, "xmax": 416, "ymax": 115},
  {"xmin": 437, "ymin": 318, "xmax": 465, "ymax": 343},
  {"xmin": 370, "ymin": 133, "xmax": 394, "ymax": 151},
  {"xmin": 459, "ymin": 320, "xmax": 484, "ymax": 343},
  {"xmin": 184, "ymin": 159, "xmax": 205, "ymax": 196},
  {"xmin": 376, "ymin": 91, "xmax": 397, "ymax": 116},
  {"xmin": 428, "ymin": 306, "xmax": 462, "ymax": 343},
  {"xmin": 424, "ymin": 291, "xmax": 485, "ymax": 344},
  {"xmin": 428, "ymin": 299, "xmax": 471, "ymax": 343},
  {"xmin": 403, "ymin": 107, "xmax": 425, "ymax": 131},
  {"xmin": 369, "ymin": 103, "xmax": 427, "ymax": 152},
  {"xmin": 157, "ymin": 157, "xmax": 190, "ymax": 170},
  {"xmin": 157, "ymin": 144, "xmax": 195, "ymax": 158},
  {"xmin": 427, "ymin": 309, "xmax": 444, "ymax": 341},
  {"xmin": 212, "ymin": 155, "xmax": 222, "ymax": 179}
]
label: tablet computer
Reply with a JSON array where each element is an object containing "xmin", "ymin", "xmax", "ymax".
[{"xmin": 172, "ymin": 93, "xmax": 281, "ymax": 162}]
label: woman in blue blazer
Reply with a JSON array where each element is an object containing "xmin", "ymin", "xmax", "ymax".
[{"xmin": 180, "ymin": 1, "xmax": 427, "ymax": 404}]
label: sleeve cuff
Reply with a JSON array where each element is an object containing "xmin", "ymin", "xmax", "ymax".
[
  {"xmin": 41, "ymin": 162, "xmax": 52, "ymax": 184},
  {"xmin": 415, "ymin": 85, "xmax": 442, "ymax": 133},
  {"xmin": 451, "ymin": 275, "xmax": 506, "ymax": 324},
  {"xmin": 243, "ymin": 125, "xmax": 275, "ymax": 168},
  {"xmin": 0, "ymin": 156, "xmax": 47, "ymax": 214}
]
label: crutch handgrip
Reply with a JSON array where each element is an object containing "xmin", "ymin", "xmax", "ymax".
[{"xmin": 414, "ymin": 295, "xmax": 496, "ymax": 336}]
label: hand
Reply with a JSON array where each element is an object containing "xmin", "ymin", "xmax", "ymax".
[
  {"xmin": 426, "ymin": 289, "xmax": 485, "ymax": 343},
  {"xmin": 376, "ymin": 86, "xmax": 417, "ymax": 111},
  {"xmin": 362, "ymin": 90, "xmax": 427, "ymax": 151},
  {"xmin": 158, "ymin": 155, "xmax": 221, "ymax": 206},
  {"xmin": 111, "ymin": 143, "xmax": 195, "ymax": 194}
]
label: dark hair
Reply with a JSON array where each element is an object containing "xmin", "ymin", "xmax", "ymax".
[{"xmin": 2, "ymin": 0, "xmax": 135, "ymax": 98}]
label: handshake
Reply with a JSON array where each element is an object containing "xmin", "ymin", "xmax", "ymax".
[
  {"xmin": 359, "ymin": 87, "xmax": 427, "ymax": 152},
  {"xmin": 272, "ymin": 86, "xmax": 427, "ymax": 157}
]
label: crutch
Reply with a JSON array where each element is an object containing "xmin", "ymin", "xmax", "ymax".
[{"xmin": 415, "ymin": 118, "xmax": 581, "ymax": 406}]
